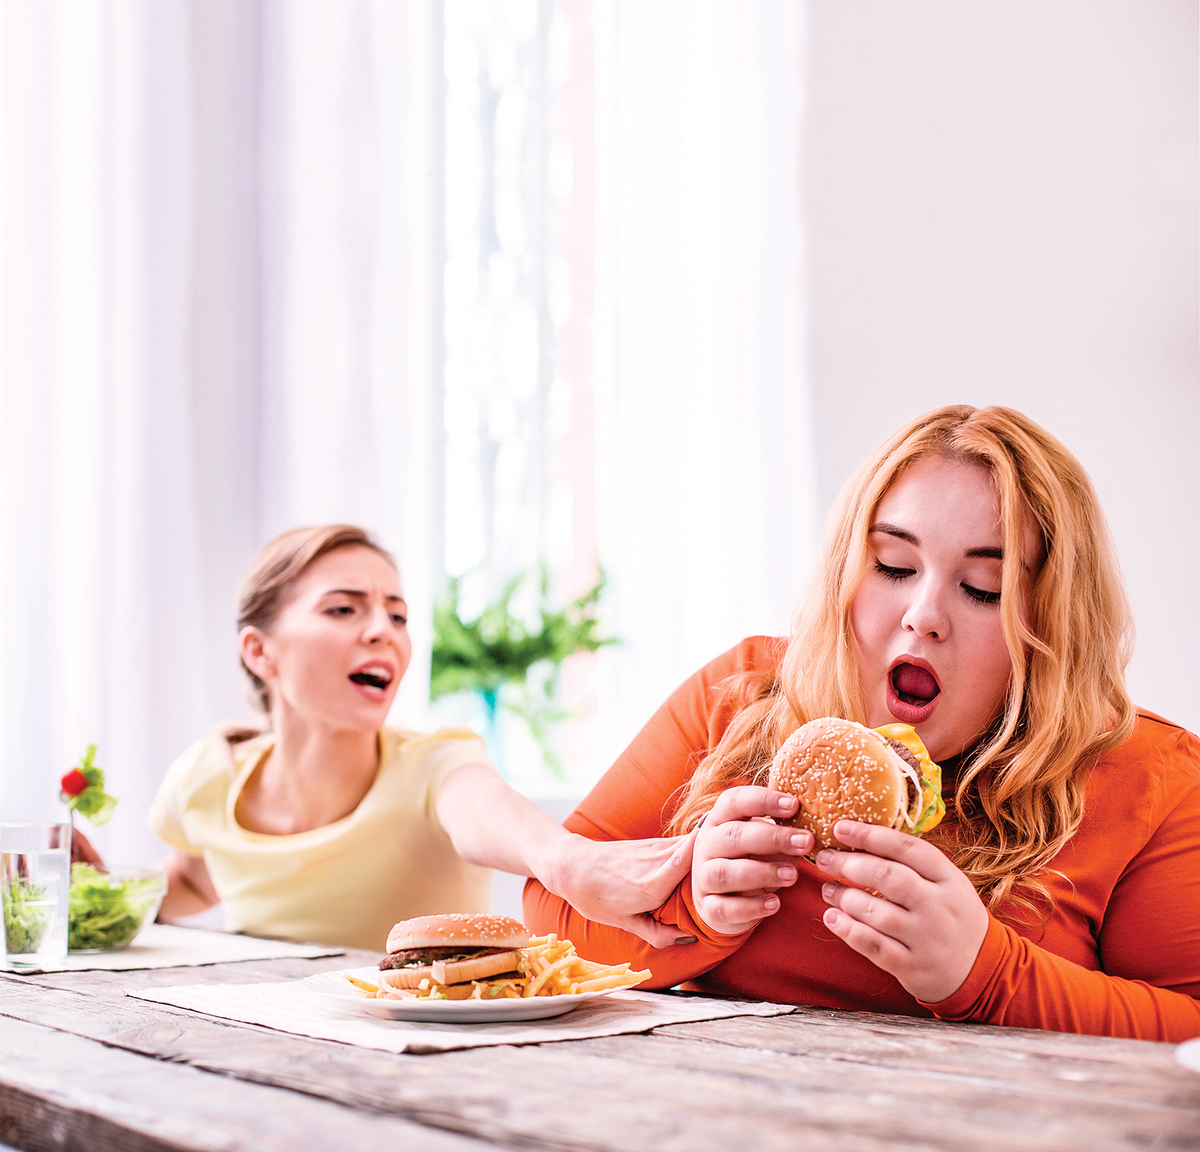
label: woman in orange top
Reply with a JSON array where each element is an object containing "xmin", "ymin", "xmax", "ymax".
[{"xmin": 524, "ymin": 405, "xmax": 1200, "ymax": 1041}]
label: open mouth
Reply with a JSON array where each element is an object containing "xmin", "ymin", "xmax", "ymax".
[
  {"xmin": 890, "ymin": 662, "xmax": 941, "ymax": 708},
  {"xmin": 349, "ymin": 666, "xmax": 393, "ymax": 691}
]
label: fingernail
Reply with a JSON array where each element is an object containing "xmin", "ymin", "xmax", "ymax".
[
  {"xmin": 821, "ymin": 882, "xmax": 836, "ymax": 901},
  {"xmin": 790, "ymin": 833, "xmax": 809, "ymax": 850},
  {"xmin": 824, "ymin": 908, "xmax": 839, "ymax": 927},
  {"xmin": 777, "ymin": 796, "xmax": 797, "ymax": 812},
  {"xmin": 764, "ymin": 896, "xmax": 780, "ymax": 912},
  {"xmin": 777, "ymin": 865, "xmax": 797, "ymax": 882},
  {"xmin": 674, "ymin": 935, "xmax": 697, "ymax": 946},
  {"xmin": 816, "ymin": 851, "xmax": 833, "ymax": 868}
]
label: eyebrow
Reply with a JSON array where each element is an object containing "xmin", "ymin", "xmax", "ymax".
[
  {"xmin": 869, "ymin": 523, "xmax": 1003, "ymax": 560},
  {"xmin": 324, "ymin": 588, "xmax": 407, "ymax": 604}
]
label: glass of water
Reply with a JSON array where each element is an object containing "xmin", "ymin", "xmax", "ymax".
[{"xmin": 1, "ymin": 823, "xmax": 70, "ymax": 968}]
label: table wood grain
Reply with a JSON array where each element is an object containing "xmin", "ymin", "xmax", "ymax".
[{"xmin": 0, "ymin": 951, "xmax": 1196, "ymax": 1152}]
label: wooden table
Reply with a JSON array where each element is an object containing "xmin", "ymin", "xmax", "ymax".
[{"xmin": 0, "ymin": 950, "xmax": 1197, "ymax": 1152}]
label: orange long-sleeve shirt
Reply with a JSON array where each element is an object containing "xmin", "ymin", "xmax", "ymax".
[{"xmin": 524, "ymin": 636, "xmax": 1200, "ymax": 1041}]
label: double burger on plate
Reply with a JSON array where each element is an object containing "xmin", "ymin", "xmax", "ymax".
[{"xmin": 377, "ymin": 912, "xmax": 530, "ymax": 1000}]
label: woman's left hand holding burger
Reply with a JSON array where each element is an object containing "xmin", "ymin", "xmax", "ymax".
[{"xmin": 816, "ymin": 819, "xmax": 990, "ymax": 1004}]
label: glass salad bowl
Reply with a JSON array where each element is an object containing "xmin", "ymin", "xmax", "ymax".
[{"xmin": 68, "ymin": 864, "xmax": 167, "ymax": 953}]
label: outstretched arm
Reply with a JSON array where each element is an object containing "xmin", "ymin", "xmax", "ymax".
[{"xmin": 436, "ymin": 763, "xmax": 696, "ymax": 948}]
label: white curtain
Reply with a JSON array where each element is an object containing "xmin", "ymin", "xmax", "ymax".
[
  {"xmin": 0, "ymin": 0, "xmax": 817, "ymax": 869},
  {"xmin": 433, "ymin": 0, "xmax": 817, "ymax": 915},
  {"xmin": 585, "ymin": 1, "xmax": 818, "ymax": 775},
  {"xmin": 0, "ymin": 0, "xmax": 443, "ymax": 863}
]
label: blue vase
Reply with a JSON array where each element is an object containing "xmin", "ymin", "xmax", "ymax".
[{"xmin": 479, "ymin": 688, "xmax": 506, "ymax": 778}]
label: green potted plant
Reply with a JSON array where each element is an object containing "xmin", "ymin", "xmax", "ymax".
[{"xmin": 430, "ymin": 567, "xmax": 616, "ymax": 777}]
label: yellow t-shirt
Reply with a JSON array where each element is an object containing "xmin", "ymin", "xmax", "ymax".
[{"xmin": 148, "ymin": 727, "xmax": 493, "ymax": 951}]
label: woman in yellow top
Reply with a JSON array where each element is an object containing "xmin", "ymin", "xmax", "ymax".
[{"xmin": 149, "ymin": 524, "xmax": 692, "ymax": 951}]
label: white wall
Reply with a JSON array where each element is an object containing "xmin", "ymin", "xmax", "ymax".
[{"xmin": 803, "ymin": 0, "xmax": 1199, "ymax": 730}]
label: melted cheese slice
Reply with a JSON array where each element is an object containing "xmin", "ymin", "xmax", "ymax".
[{"xmin": 873, "ymin": 723, "xmax": 946, "ymax": 836}]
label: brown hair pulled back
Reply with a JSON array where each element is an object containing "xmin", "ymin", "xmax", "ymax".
[{"xmin": 233, "ymin": 525, "xmax": 396, "ymax": 731}]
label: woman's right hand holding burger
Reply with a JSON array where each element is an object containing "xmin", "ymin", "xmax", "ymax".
[{"xmin": 690, "ymin": 786, "xmax": 811, "ymax": 935}]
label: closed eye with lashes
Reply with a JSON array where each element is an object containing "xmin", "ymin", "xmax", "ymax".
[
  {"xmin": 876, "ymin": 560, "xmax": 999, "ymax": 605},
  {"xmin": 961, "ymin": 583, "xmax": 1001, "ymax": 605},
  {"xmin": 874, "ymin": 561, "xmax": 914, "ymax": 582}
]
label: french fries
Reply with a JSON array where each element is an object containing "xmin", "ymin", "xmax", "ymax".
[
  {"xmin": 343, "ymin": 973, "xmax": 381, "ymax": 994},
  {"xmin": 519, "ymin": 934, "xmax": 650, "ymax": 997},
  {"xmin": 348, "ymin": 933, "xmax": 651, "ymax": 1001}
]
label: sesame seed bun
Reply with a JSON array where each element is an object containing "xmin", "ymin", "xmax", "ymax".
[
  {"xmin": 768, "ymin": 717, "xmax": 942, "ymax": 853},
  {"xmin": 385, "ymin": 913, "xmax": 530, "ymax": 954}
]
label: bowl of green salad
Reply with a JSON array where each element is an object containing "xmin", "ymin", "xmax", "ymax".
[{"xmin": 68, "ymin": 864, "xmax": 167, "ymax": 953}]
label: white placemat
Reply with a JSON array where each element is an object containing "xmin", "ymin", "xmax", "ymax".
[
  {"xmin": 128, "ymin": 977, "xmax": 795, "ymax": 1053},
  {"xmin": 3, "ymin": 923, "xmax": 343, "ymax": 973}
]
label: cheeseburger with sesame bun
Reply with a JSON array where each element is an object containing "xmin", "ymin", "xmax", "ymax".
[
  {"xmin": 768, "ymin": 717, "xmax": 945, "ymax": 855},
  {"xmin": 377, "ymin": 913, "xmax": 530, "ymax": 997}
]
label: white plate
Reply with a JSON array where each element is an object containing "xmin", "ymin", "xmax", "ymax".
[
  {"xmin": 1175, "ymin": 1037, "xmax": 1200, "ymax": 1074},
  {"xmin": 303, "ymin": 966, "xmax": 614, "ymax": 1023}
]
